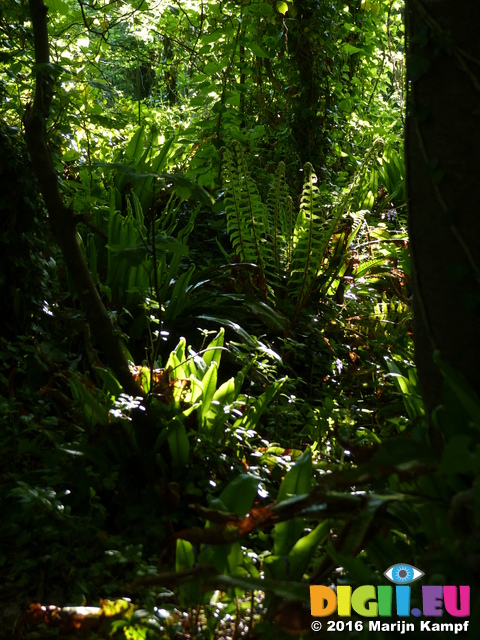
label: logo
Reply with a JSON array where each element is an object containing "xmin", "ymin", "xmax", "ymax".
[
  {"xmin": 310, "ymin": 564, "xmax": 470, "ymax": 634},
  {"xmin": 384, "ymin": 563, "xmax": 424, "ymax": 585}
]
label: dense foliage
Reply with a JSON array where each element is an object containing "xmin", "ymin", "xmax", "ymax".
[{"xmin": 1, "ymin": 0, "xmax": 479, "ymax": 638}]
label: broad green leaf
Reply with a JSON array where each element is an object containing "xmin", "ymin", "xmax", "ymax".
[
  {"xmin": 274, "ymin": 449, "xmax": 313, "ymax": 557},
  {"xmin": 287, "ymin": 520, "xmax": 330, "ymax": 580},
  {"xmin": 226, "ymin": 541, "xmax": 244, "ymax": 575},
  {"xmin": 175, "ymin": 338, "xmax": 186, "ymax": 363},
  {"xmin": 199, "ymin": 362, "xmax": 218, "ymax": 420},
  {"xmin": 201, "ymin": 31, "xmax": 224, "ymax": 44},
  {"xmin": 159, "ymin": 173, "xmax": 214, "ymax": 206},
  {"xmin": 277, "ymin": 448, "xmax": 312, "ymax": 502},
  {"xmin": 88, "ymin": 80, "xmax": 113, "ymax": 92},
  {"xmin": 250, "ymin": 124, "xmax": 266, "ymax": 140},
  {"xmin": 250, "ymin": 43, "xmax": 271, "ymax": 58},
  {"xmin": 219, "ymin": 474, "xmax": 261, "ymax": 516},
  {"xmin": 69, "ymin": 376, "xmax": 109, "ymax": 426},
  {"xmin": 46, "ymin": 0, "xmax": 71, "ymax": 16},
  {"xmin": 93, "ymin": 367, "xmax": 122, "ymax": 396},
  {"xmin": 166, "ymin": 339, "xmax": 187, "ymax": 378},
  {"xmin": 440, "ymin": 436, "xmax": 477, "ymax": 476},
  {"xmin": 204, "ymin": 61, "xmax": 222, "ymax": 74},
  {"xmin": 164, "ymin": 266, "xmax": 195, "ymax": 322},
  {"xmin": 125, "ymin": 126, "xmax": 145, "ymax": 164},
  {"xmin": 151, "ymin": 137, "xmax": 176, "ymax": 173},
  {"xmin": 245, "ymin": 2, "xmax": 276, "ymax": 17},
  {"xmin": 343, "ymin": 43, "xmax": 363, "ymax": 54},
  {"xmin": 327, "ymin": 495, "xmax": 400, "ymax": 565},
  {"xmin": 212, "ymin": 376, "xmax": 236, "ymax": 405},
  {"xmin": 167, "ymin": 418, "xmax": 190, "ymax": 467},
  {"xmin": 130, "ymin": 191, "xmax": 145, "ymax": 229},
  {"xmin": 238, "ymin": 377, "xmax": 286, "ymax": 430},
  {"xmin": 203, "ymin": 328, "xmax": 224, "ymax": 368},
  {"xmin": 175, "ymin": 540, "xmax": 200, "ymax": 606},
  {"xmin": 243, "ymin": 299, "xmax": 288, "ymax": 335},
  {"xmin": 266, "ymin": 520, "xmax": 330, "ymax": 581}
]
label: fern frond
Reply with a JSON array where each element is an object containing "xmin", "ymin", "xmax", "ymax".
[
  {"xmin": 222, "ymin": 147, "xmax": 249, "ymax": 263},
  {"xmin": 335, "ymin": 138, "xmax": 384, "ymax": 217},
  {"xmin": 355, "ymin": 256, "xmax": 389, "ymax": 278},
  {"xmin": 347, "ymin": 210, "xmax": 366, "ymax": 246},
  {"xmin": 266, "ymin": 161, "xmax": 291, "ymax": 292},
  {"xmin": 320, "ymin": 213, "xmax": 363, "ymax": 297},
  {"xmin": 284, "ymin": 195, "xmax": 294, "ymax": 269},
  {"xmin": 222, "ymin": 144, "xmax": 277, "ymax": 299},
  {"xmin": 289, "ymin": 163, "xmax": 327, "ymax": 317}
]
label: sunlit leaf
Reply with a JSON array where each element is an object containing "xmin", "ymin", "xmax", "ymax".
[{"xmin": 219, "ymin": 474, "xmax": 261, "ymax": 516}]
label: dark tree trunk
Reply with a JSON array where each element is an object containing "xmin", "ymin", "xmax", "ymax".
[
  {"xmin": 405, "ymin": 0, "xmax": 480, "ymax": 422},
  {"xmin": 289, "ymin": 2, "xmax": 321, "ymax": 167},
  {"xmin": 24, "ymin": 0, "xmax": 141, "ymax": 398}
]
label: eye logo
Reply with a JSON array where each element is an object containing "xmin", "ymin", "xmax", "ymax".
[{"xmin": 384, "ymin": 563, "xmax": 424, "ymax": 585}]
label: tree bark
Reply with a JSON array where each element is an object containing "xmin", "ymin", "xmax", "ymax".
[
  {"xmin": 405, "ymin": 0, "xmax": 480, "ymax": 421},
  {"xmin": 24, "ymin": 0, "xmax": 141, "ymax": 398}
]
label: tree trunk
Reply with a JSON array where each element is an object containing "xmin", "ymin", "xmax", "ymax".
[
  {"xmin": 405, "ymin": 0, "xmax": 480, "ymax": 421},
  {"xmin": 24, "ymin": 0, "xmax": 141, "ymax": 398}
]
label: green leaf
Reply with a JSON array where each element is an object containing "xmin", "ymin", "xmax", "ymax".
[
  {"xmin": 274, "ymin": 449, "xmax": 312, "ymax": 557},
  {"xmin": 93, "ymin": 367, "xmax": 122, "ymax": 396},
  {"xmin": 277, "ymin": 448, "xmax": 312, "ymax": 502},
  {"xmin": 238, "ymin": 377, "xmax": 286, "ymax": 431},
  {"xmin": 203, "ymin": 328, "xmax": 225, "ymax": 368},
  {"xmin": 160, "ymin": 173, "xmax": 214, "ymax": 206},
  {"xmin": 276, "ymin": 1, "xmax": 289, "ymax": 14},
  {"xmin": 212, "ymin": 376, "xmax": 237, "ymax": 405},
  {"xmin": 343, "ymin": 43, "xmax": 363, "ymax": 54},
  {"xmin": 175, "ymin": 540, "xmax": 200, "ymax": 606},
  {"xmin": 287, "ymin": 520, "xmax": 330, "ymax": 580},
  {"xmin": 167, "ymin": 418, "xmax": 190, "ymax": 468},
  {"xmin": 219, "ymin": 474, "xmax": 261, "ymax": 516},
  {"xmin": 125, "ymin": 126, "xmax": 145, "ymax": 164},
  {"xmin": 204, "ymin": 61, "xmax": 222, "ymax": 74},
  {"xmin": 198, "ymin": 316, "xmax": 257, "ymax": 347},
  {"xmin": 198, "ymin": 362, "xmax": 218, "ymax": 420},
  {"xmin": 175, "ymin": 539, "xmax": 195, "ymax": 572},
  {"xmin": 46, "ymin": 0, "xmax": 71, "ymax": 16},
  {"xmin": 88, "ymin": 80, "xmax": 114, "ymax": 92},
  {"xmin": 69, "ymin": 376, "xmax": 109, "ymax": 426},
  {"xmin": 201, "ymin": 31, "xmax": 224, "ymax": 44},
  {"xmin": 250, "ymin": 43, "xmax": 271, "ymax": 58},
  {"xmin": 151, "ymin": 137, "xmax": 176, "ymax": 173},
  {"xmin": 243, "ymin": 298, "xmax": 287, "ymax": 334},
  {"xmin": 164, "ymin": 265, "xmax": 195, "ymax": 322},
  {"xmin": 268, "ymin": 520, "xmax": 330, "ymax": 581}
]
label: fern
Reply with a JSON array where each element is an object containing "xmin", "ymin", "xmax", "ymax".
[
  {"xmin": 222, "ymin": 144, "xmax": 276, "ymax": 297},
  {"xmin": 321, "ymin": 211, "xmax": 366, "ymax": 296},
  {"xmin": 223, "ymin": 147, "xmax": 260, "ymax": 262},
  {"xmin": 222, "ymin": 139, "xmax": 384, "ymax": 321},
  {"xmin": 289, "ymin": 163, "xmax": 328, "ymax": 318},
  {"xmin": 266, "ymin": 161, "xmax": 292, "ymax": 293},
  {"xmin": 335, "ymin": 138, "xmax": 384, "ymax": 217}
]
